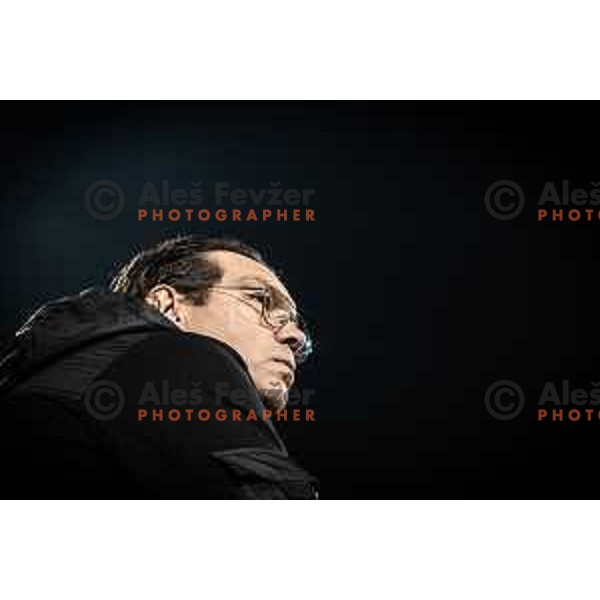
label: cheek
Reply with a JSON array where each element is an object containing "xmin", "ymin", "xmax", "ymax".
[
  {"xmin": 213, "ymin": 311, "xmax": 274, "ymax": 370},
  {"xmin": 236, "ymin": 334, "xmax": 273, "ymax": 371},
  {"xmin": 208, "ymin": 304, "xmax": 245, "ymax": 334},
  {"xmin": 188, "ymin": 304, "xmax": 246, "ymax": 340},
  {"xmin": 186, "ymin": 305, "xmax": 279, "ymax": 382}
]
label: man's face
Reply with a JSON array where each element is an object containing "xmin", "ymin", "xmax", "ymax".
[{"xmin": 178, "ymin": 250, "xmax": 306, "ymax": 407}]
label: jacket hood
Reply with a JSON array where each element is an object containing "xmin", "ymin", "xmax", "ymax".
[{"xmin": 0, "ymin": 288, "xmax": 175, "ymax": 395}]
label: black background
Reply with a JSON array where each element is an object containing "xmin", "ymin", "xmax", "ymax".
[{"xmin": 2, "ymin": 101, "xmax": 599, "ymax": 498}]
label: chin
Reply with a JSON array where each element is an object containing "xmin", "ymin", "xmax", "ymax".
[
  {"xmin": 263, "ymin": 391, "xmax": 288, "ymax": 412},
  {"xmin": 256, "ymin": 375, "xmax": 289, "ymax": 411}
]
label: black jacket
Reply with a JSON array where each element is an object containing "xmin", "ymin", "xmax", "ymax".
[{"xmin": 0, "ymin": 289, "xmax": 318, "ymax": 499}]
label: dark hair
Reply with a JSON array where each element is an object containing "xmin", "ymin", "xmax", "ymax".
[{"xmin": 109, "ymin": 235, "xmax": 268, "ymax": 305}]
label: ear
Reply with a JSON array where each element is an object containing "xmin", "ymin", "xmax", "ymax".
[{"xmin": 144, "ymin": 285, "xmax": 181, "ymax": 323}]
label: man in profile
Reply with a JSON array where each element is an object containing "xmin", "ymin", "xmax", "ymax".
[{"xmin": 0, "ymin": 235, "xmax": 318, "ymax": 499}]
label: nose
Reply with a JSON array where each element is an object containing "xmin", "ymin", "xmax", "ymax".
[{"xmin": 274, "ymin": 320, "xmax": 307, "ymax": 360}]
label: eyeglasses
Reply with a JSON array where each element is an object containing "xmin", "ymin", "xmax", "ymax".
[{"xmin": 208, "ymin": 285, "xmax": 313, "ymax": 364}]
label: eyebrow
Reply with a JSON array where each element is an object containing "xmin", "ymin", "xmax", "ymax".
[{"xmin": 233, "ymin": 276, "xmax": 297, "ymax": 313}]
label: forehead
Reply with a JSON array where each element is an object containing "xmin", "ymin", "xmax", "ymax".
[{"xmin": 204, "ymin": 250, "xmax": 296, "ymax": 307}]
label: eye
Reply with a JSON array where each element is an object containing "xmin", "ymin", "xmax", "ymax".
[{"xmin": 245, "ymin": 288, "xmax": 272, "ymax": 307}]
